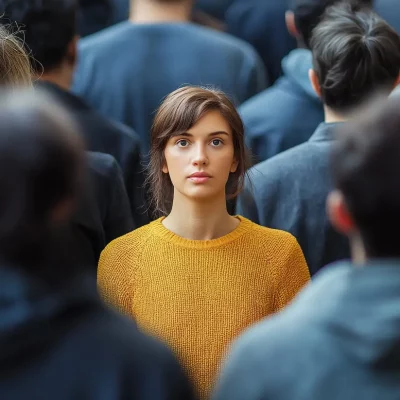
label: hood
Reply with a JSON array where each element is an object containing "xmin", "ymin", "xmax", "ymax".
[
  {"xmin": 304, "ymin": 262, "xmax": 400, "ymax": 369},
  {"xmin": 281, "ymin": 48, "xmax": 318, "ymax": 99},
  {"xmin": 0, "ymin": 266, "xmax": 98, "ymax": 364}
]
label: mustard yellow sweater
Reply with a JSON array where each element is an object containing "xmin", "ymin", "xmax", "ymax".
[{"xmin": 98, "ymin": 216, "xmax": 310, "ymax": 399}]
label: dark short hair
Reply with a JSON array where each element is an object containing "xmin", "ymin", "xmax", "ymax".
[
  {"xmin": 147, "ymin": 86, "xmax": 250, "ymax": 217},
  {"xmin": 0, "ymin": 88, "xmax": 83, "ymax": 267},
  {"xmin": 289, "ymin": 0, "xmax": 373, "ymax": 48},
  {"xmin": 331, "ymin": 96, "xmax": 400, "ymax": 258},
  {"xmin": 311, "ymin": 2, "xmax": 400, "ymax": 112},
  {"xmin": 0, "ymin": 0, "xmax": 78, "ymax": 73}
]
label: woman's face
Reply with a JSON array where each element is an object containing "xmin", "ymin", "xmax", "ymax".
[{"xmin": 163, "ymin": 110, "xmax": 238, "ymax": 202}]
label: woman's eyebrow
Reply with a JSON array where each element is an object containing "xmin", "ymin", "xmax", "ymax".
[{"xmin": 208, "ymin": 131, "xmax": 230, "ymax": 137}]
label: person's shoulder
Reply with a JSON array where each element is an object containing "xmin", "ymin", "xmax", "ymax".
[
  {"xmin": 86, "ymin": 151, "xmax": 119, "ymax": 179},
  {"xmin": 108, "ymin": 118, "xmax": 141, "ymax": 146},
  {"xmin": 188, "ymin": 23, "xmax": 260, "ymax": 57},
  {"xmin": 102, "ymin": 220, "xmax": 158, "ymax": 254},
  {"xmin": 248, "ymin": 143, "xmax": 312, "ymax": 185},
  {"xmin": 243, "ymin": 217, "xmax": 297, "ymax": 241},
  {"xmin": 79, "ymin": 21, "xmax": 132, "ymax": 52},
  {"xmin": 80, "ymin": 306, "xmax": 181, "ymax": 369},
  {"xmin": 241, "ymin": 218, "xmax": 300, "ymax": 253}
]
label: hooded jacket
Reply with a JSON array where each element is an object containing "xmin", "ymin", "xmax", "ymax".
[
  {"xmin": 214, "ymin": 260, "xmax": 400, "ymax": 400},
  {"xmin": 239, "ymin": 49, "xmax": 324, "ymax": 163},
  {"xmin": 0, "ymin": 267, "xmax": 194, "ymax": 400}
]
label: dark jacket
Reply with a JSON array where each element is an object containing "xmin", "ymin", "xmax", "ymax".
[
  {"xmin": 214, "ymin": 260, "xmax": 400, "ymax": 400},
  {"xmin": 72, "ymin": 22, "xmax": 267, "ymax": 155},
  {"xmin": 226, "ymin": 0, "xmax": 296, "ymax": 85},
  {"xmin": 71, "ymin": 151, "xmax": 134, "ymax": 269},
  {"xmin": 239, "ymin": 49, "xmax": 324, "ymax": 163},
  {"xmin": 0, "ymin": 266, "xmax": 195, "ymax": 400},
  {"xmin": 237, "ymin": 123, "xmax": 350, "ymax": 276},
  {"xmin": 39, "ymin": 81, "xmax": 148, "ymax": 227}
]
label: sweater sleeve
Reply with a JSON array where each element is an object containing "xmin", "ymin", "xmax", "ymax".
[
  {"xmin": 97, "ymin": 238, "xmax": 136, "ymax": 317},
  {"xmin": 274, "ymin": 235, "xmax": 310, "ymax": 312}
]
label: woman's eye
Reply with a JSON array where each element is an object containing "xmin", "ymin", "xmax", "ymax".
[
  {"xmin": 211, "ymin": 139, "xmax": 223, "ymax": 147},
  {"xmin": 177, "ymin": 139, "xmax": 189, "ymax": 147}
]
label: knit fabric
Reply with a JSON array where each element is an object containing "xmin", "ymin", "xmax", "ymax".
[{"xmin": 98, "ymin": 216, "xmax": 310, "ymax": 399}]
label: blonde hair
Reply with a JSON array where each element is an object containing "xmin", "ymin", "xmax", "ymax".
[{"xmin": 0, "ymin": 25, "xmax": 32, "ymax": 87}]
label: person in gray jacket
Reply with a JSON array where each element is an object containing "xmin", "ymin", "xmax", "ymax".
[
  {"xmin": 213, "ymin": 94, "xmax": 400, "ymax": 400},
  {"xmin": 237, "ymin": 2, "xmax": 400, "ymax": 276}
]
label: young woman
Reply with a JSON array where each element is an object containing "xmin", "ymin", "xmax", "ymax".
[{"xmin": 98, "ymin": 86, "xmax": 310, "ymax": 399}]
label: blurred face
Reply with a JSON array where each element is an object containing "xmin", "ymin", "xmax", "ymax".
[{"xmin": 162, "ymin": 110, "xmax": 238, "ymax": 202}]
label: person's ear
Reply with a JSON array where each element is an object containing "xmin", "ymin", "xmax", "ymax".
[
  {"xmin": 309, "ymin": 69, "xmax": 322, "ymax": 98},
  {"xmin": 230, "ymin": 157, "xmax": 238, "ymax": 173},
  {"xmin": 327, "ymin": 190, "xmax": 355, "ymax": 236},
  {"xmin": 285, "ymin": 11, "xmax": 299, "ymax": 38},
  {"xmin": 66, "ymin": 35, "xmax": 79, "ymax": 68},
  {"xmin": 162, "ymin": 163, "xmax": 169, "ymax": 174}
]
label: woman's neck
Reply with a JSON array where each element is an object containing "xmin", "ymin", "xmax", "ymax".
[{"xmin": 163, "ymin": 192, "xmax": 239, "ymax": 241}]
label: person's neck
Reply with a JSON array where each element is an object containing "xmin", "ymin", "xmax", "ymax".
[
  {"xmin": 162, "ymin": 192, "xmax": 239, "ymax": 240},
  {"xmin": 39, "ymin": 69, "xmax": 72, "ymax": 92},
  {"xmin": 324, "ymin": 106, "xmax": 347, "ymax": 124},
  {"xmin": 130, "ymin": 0, "xmax": 192, "ymax": 24}
]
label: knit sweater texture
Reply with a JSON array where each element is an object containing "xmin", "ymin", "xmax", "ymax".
[{"xmin": 98, "ymin": 216, "xmax": 310, "ymax": 398}]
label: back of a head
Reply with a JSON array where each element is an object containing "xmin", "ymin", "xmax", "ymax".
[
  {"xmin": 0, "ymin": 0, "xmax": 78, "ymax": 74},
  {"xmin": 311, "ymin": 2, "xmax": 400, "ymax": 113},
  {"xmin": 0, "ymin": 89, "xmax": 83, "ymax": 269},
  {"xmin": 289, "ymin": 0, "xmax": 373, "ymax": 48},
  {"xmin": 0, "ymin": 25, "xmax": 31, "ymax": 86},
  {"xmin": 331, "ymin": 96, "xmax": 400, "ymax": 258}
]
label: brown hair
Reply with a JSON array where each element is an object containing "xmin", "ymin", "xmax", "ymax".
[
  {"xmin": 0, "ymin": 25, "xmax": 32, "ymax": 87},
  {"xmin": 147, "ymin": 85, "xmax": 250, "ymax": 217}
]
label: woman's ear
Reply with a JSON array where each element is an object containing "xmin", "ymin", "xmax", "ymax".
[{"xmin": 162, "ymin": 164, "xmax": 169, "ymax": 174}]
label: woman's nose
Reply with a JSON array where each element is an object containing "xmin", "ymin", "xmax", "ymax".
[{"xmin": 192, "ymin": 145, "xmax": 209, "ymax": 166}]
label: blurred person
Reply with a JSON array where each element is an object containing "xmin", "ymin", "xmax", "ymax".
[
  {"xmin": 0, "ymin": 3, "xmax": 134, "ymax": 268},
  {"xmin": 237, "ymin": 3, "xmax": 400, "ymax": 276},
  {"xmin": 98, "ymin": 86, "xmax": 310, "ymax": 399},
  {"xmin": 214, "ymin": 94, "xmax": 400, "ymax": 400},
  {"xmin": 0, "ymin": 88, "xmax": 194, "ymax": 400},
  {"xmin": 225, "ymin": 0, "xmax": 296, "ymax": 85},
  {"xmin": 0, "ymin": 0, "xmax": 149, "ymax": 227},
  {"xmin": 72, "ymin": 0, "xmax": 267, "ymax": 155},
  {"xmin": 239, "ymin": 0, "xmax": 337, "ymax": 163}
]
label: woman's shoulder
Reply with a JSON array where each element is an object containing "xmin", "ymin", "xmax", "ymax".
[
  {"xmin": 103, "ymin": 219, "xmax": 160, "ymax": 254},
  {"xmin": 239, "ymin": 216, "xmax": 297, "ymax": 243},
  {"xmin": 239, "ymin": 216, "xmax": 299, "ymax": 248}
]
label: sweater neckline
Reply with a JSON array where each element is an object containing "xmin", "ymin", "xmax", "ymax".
[{"xmin": 150, "ymin": 216, "xmax": 253, "ymax": 249}]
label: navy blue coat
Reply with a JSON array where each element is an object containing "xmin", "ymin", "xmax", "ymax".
[
  {"xmin": 239, "ymin": 49, "xmax": 324, "ymax": 163},
  {"xmin": 39, "ymin": 82, "xmax": 148, "ymax": 227},
  {"xmin": 237, "ymin": 123, "xmax": 350, "ymax": 276}
]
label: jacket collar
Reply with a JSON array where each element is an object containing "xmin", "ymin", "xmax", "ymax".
[
  {"xmin": 35, "ymin": 81, "xmax": 91, "ymax": 113},
  {"xmin": 309, "ymin": 122, "xmax": 344, "ymax": 143}
]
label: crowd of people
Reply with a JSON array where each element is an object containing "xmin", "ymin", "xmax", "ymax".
[{"xmin": 0, "ymin": 0, "xmax": 399, "ymax": 399}]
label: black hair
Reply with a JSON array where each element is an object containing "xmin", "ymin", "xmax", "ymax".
[
  {"xmin": 0, "ymin": 0, "xmax": 78, "ymax": 73},
  {"xmin": 311, "ymin": 2, "xmax": 400, "ymax": 112},
  {"xmin": 0, "ymin": 88, "xmax": 83, "ymax": 268},
  {"xmin": 331, "ymin": 95, "xmax": 400, "ymax": 258}
]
